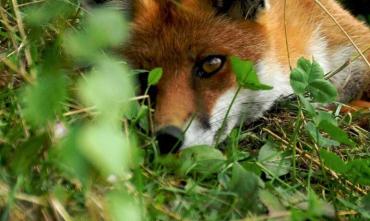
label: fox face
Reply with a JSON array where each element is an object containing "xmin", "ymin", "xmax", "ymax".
[
  {"xmin": 120, "ymin": 0, "xmax": 370, "ymax": 153},
  {"xmin": 123, "ymin": 0, "xmax": 275, "ymax": 152}
]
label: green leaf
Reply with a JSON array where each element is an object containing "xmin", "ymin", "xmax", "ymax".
[
  {"xmin": 87, "ymin": 9, "xmax": 128, "ymax": 47},
  {"xmin": 23, "ymin": 74, "xmax": 67, "ymax": 126},
  {"xmin": 345, "ymin": 159, "xmax": 370, "ymax": 185},
  {"xmin": 299, "ymin": 95, "xmax": 316, "ymax": 117},
  {"xmin": 314, "ymin": 111, "xmax": 338, "ymax": 127},
  {"xmin": 79, "ymin": 122, "xmax": 131, "ymax": 176},
  {"xmin": 307, "ymin": 188, "xmax": 335, "ymax": 218},
  {"xmin": 338, "ymin": 198, "xmax": 370, "ymax": 219},
  {"xmin": 10, "ymin": 135, "xmax": 48, "ymax": 175},
  {"xmin": 319, "ymin": 149, "xmax": 347, "ymax": 174},
  {"xmin": 295, "ymin": 57, "xmax": 325, "ymax": 82},
  {"xmin": 306, "ymin": 122, "xmax": 340, "ymax": 147},
  {"xmin": 227, "ymin": 163, "xmax": 260, "ymax": 208},
  {"xmin": 361, "ymin": 194, "xmax": 370, "ymax": 212},
  {"xmin": 63, "ymin": 9, "xmax": 127, "ymax": 61},
  {"xmin": 107, "ymin": 191, "xmax": 142, "ymax": 221},
  {"xmin": 230, "ymin": 56, "xmax": 273, "ymax": 90},
  {"xmin": 259, "ymin": 190, "xmax": 287, "ymax": 216},
  {"xmin": 258, "ymin": 142, "xmax": 291, "ymax": 178},
  {"xmin": 297, "ymin": 57, "xmax": 312, "ymax": 73},
  {"xmin": 290, "ymin": 67, "xmax": 309, "ymax": 94},
  {"xmin": 308, "ymin": 79, "xmax": 337, "ymax": 103},
  {"xmin": 179, "ymin": 146, "xmax": 226, "ymax": 175},
  {"xmin": 55, "ymin": 126, "xmax": 90, "ymax": 183},
  {"xmin": 147, "ymin": 67, "xmax": 163, "ymax": 86},
  {"xmin": 290, "ymin": 57, "xmax": 336, "ymax": 102},
  {"xmin": 25, "ymin": 1, "xmax": 74, "ymax": 27},
  {"xmin": 79, "ymin": 58, "xmax": 133, "ymax": 122},
  {"xmin": 308, "ymin": 59, "xmax": 325, "ymax": 82},
  {"xmin": 318, "ymin": 120, "xmax": 355, "ymax": 146},
  {"xmin": 290, "ymin": 57, "xmax": 324, "ymax": 94}
]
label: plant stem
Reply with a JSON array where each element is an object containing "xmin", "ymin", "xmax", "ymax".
[
  {"xmin": 215, "ymin": 86, "xmax": 242, "ymax": 146},
  {"xmin": 289, "ymin": 99, "xmax": 303, "ymax": 180}
]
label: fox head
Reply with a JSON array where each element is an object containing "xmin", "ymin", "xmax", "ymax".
[{"xmin": 122, "ymin": 0, "xmax": 283, "ymax": 153}]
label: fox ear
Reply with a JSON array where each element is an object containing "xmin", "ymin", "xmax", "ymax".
[{"xmin": 211, "ymin": 0, "xmax": 269, "ymax": 20}]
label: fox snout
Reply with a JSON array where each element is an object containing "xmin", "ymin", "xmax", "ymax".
[
  {"xmin": 152, "ymin": 71, "xmax": 195, "ymax": 154},
  {"xmin": 156, "ymin": 126, "xmax": 184, "ymax": 153}
]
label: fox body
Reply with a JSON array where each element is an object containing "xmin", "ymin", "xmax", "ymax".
[{"xmin": 117, "ymin": 0, "xmax": 370, "ymax": 152}]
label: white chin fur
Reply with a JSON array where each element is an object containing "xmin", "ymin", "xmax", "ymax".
[
  {"xmin": 180, "ymin": 57, "xmax": 292, "ymax": 150},
  {"xmin": 181, "ymin": 88, "xmax": 241, "ymax": 149}
]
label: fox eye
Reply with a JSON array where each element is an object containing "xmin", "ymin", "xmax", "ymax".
[{"xmin": 194, "ymin": 55, "xmax": 226, "ymax": 78}]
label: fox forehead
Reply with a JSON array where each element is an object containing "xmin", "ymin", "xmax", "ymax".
[{"xmin": 124, "ymin": 1, "xmax": 266, "ymax": 68}]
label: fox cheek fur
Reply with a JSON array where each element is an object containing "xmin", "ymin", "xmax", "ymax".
[{"xmin": 121, "ymin": 0, "xmax": 370, "ymax": 153}]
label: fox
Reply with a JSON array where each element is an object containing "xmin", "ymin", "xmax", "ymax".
[{"xmin": 88, "ymin": 0, "xmax": 370, "ymax": 153}]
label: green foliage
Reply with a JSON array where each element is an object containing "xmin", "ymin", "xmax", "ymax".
[
  {"xmin": 289, "ymin": 57, "xmax": 369, "ymax": 187},
  {"xmin": 317, "ymin": 120, "xmax": 355, "ymax": 146},
  {"xmin": 290, "ymin": 58, "xmax": 355, "ymax": 146},
  {"xmin": 227, "ymin": 163, "xmax": 260, "ymax": 209},
  {"xmin": 78, "ymin": 58, "xmax": 133, "ymax": 121},
  {"xmin": 319, "ymin": 149, "xmax": 347, "ymax": 174},
  {"xmin": 258, "ymin": 142, "xmax": 291, "ymax": 178},
  {"xmin": 230, "ymin": 56, "xmax": 273, "ymax": 90},
  {"xmin": 179, "ymin": 146, "xmax": 226, "ymax": 175},
  {"xmin": 107, "ymin": 192, "xmax": 142, "ymax": 221},
  {"xmin": 147, "ymin": 67, "xmax": 163, "ymax": 86},
  {"xmin": 23, "ymin": 74, "xmax": 68, "ymax": 126},
  {"xmin": 290, "ymin": 58, "xmax": 337, "ymax": 102},
  {"xmin": 63, "ymin": 9, "xmax": 128, "ymax": 62}
]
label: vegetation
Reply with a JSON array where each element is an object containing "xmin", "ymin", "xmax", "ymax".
[{"xmin": 0, "ymin": 0, "xmax": 369, "ymax": 220}]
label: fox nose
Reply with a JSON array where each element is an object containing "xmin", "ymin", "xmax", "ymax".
[{"xmin": 156, "ymin": 126, "xmax": 184, "ymax": 154}]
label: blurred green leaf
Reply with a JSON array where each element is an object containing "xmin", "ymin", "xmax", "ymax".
[
  {"xmin": 319, "ymin": 149, "xmax": 347, "ymax": 174},
  {"xmin": 63, "ymin": 9, "xmax": 127, "ymax": 61},
  {"xmin": 339, "ymin": 198, "xmax": 370, "ymax": 219},
  {"xmin": 55, "ymin": 126, "xmax": 90, "ymax": 182},
  {"xmin": 299, "ymin": 95, "xmax": 316, "ymax": 117},
  {"xmin": 23, "ymin": 73, "xmax": 67, "ymax": 126},
  {"xmin": 87, "ymin": 9, "xmax": 128, "ymax": 47},
  {"xmin": 345, "ymin": 159, "xmax": 370, "ymax": 185},
  {"xmin": 78, "ymin": 58, "xmax": 133, "ymax": 122},
  {"xmin": 314, "ymin": 111, "xmax": 338, "ymax": 127},
  {"xmin": 25, "ymin": 1, "xmax": 74, "ymax": 27},
  {"xmin": 227, "ymin": 163, "xmax": 259, "ymax": 208},
  {"xmin": 179, "ymin": 146, "xmax": 226, "ymax": 175},
  {"xmin": 10, "ymin": 135, "xmax": 47, "ymax": 175},
  {"xmin": 230, "ymin": 56, "xmax": 273, "ymax": 90},
  {"xmin": 258, "ymin": 142, "xmax": 291, "ymax": 178},
  {"xmin": 361, "ymin": 194, "xmax": 370, "ymax": 212},
  {"xmin": 79, "ymin": 122, "xmax": 131, "ymax": 176},
  {"xmin": 307, "ymin": 189, "xmax": 335, "ymax": 218},
  {"xmin": 259, "ymin": 190, "xmax": 287, "ymax": 217},
  {"xmin": 318, "ymin": 120, "xmax": 355, "ymax": 146},
  {"xmin": 107, "ymin": 191, "xmax": 142, "ymax": 221},
  {"xmin": 306, "ymin": 122, "xmax": 340, "ymax": 147}
]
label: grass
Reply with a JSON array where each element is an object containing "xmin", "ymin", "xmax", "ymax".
[{"xmin": 0, "ymin": 0, "xmax": 369, "ymax": 220}]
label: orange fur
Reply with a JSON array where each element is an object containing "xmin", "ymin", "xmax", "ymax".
[
  {"xmin": 123, "ymin": 0, "xmax": 370, "ymax": 134},
  {"xmin": 124, "ymin": 0, "xmax": 267, "ymax": 130}
]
